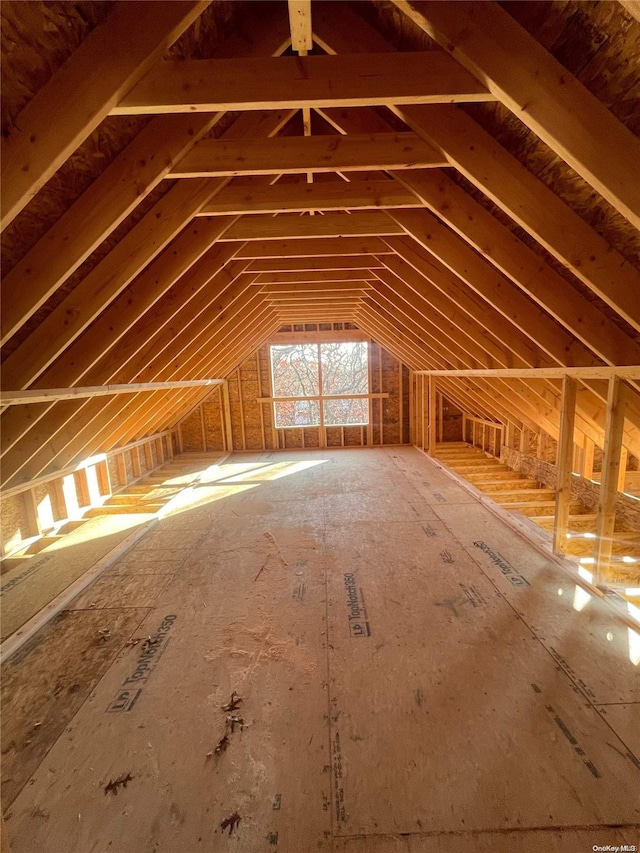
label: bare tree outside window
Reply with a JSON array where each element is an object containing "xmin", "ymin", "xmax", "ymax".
[{"xmin": 270, "ymin": 342, "xmax": 369, "ymax": 428}]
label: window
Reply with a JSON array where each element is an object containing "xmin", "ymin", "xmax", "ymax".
[{"xmin": 270, "ymin": 342, "xmax": 369, "ymax": 429}]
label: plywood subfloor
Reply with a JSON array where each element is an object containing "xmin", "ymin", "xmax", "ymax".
[
  {"xmin": 0, "ymin": 514, "xmax": 153, "ymax": 642},
  {"xmin": 2, "ymin": 448, "xmax": 639, "ymax": 853}
]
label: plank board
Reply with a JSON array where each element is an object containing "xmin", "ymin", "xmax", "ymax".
[{"xmin": 3, "ymin": 449, "xmax": 639, "ymax": 853}]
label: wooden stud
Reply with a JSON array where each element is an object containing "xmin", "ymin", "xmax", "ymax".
[
  {"xmin": 22, "ymin": 490, "xmax": 42, "ymax": 538},
  {"xmin": 143, "ymin": 442, "xmax": 154, "ymax": 472},
  {"xmin": 222, "ymin": 381, "xmax": 234, "ymax": 452},
  {"xmin": 399, "ymin": 361, "xmax": 404, "ymax": 445},
  {"xmin": 594, "ymin": 377, "xmax": 629, "ymax": 587},
  {"xmin": 236, "ymin": 369, "xmax": 247, "ymax": 451},
  {"xmin": 200, "ymin": 404, "xmax": 208, "ymax": 452},
  {"xmin": 256, "ymin": 351, "xmax": 267, "ymax": 451},
  {"xmin": 73, "ymin": 469, "xmax": 91, "ymax": 509},
  {"xmin": 378, "ymin": 344, "xmax": 384, "ymax": 446},
  {"xmin": 97, "ymin": 460, "xmax": 112, "ymax": 497},
  {"xmin": 115, "ymin": 453, "xmax": 128, "ymax": 488},
  {"xmin": 131, "ymin": 447, "xmax": 142, "ymax": 479},
  {"xmin": 553, "ymin": 376, "xmax": 578, "ymax": 555},
  {"xmin": 51, "ymin": 477, "xmax": 68, "ymax": 524},
  {"xmin": 367, "ymin": 344, "xmax": 374, "ymax": 447},
  {"xmin": 427, "ymin": 376, "xmax": 437, "ymax": 456},
  {"xmin": 618, "ymin": 447, "xmax": 629, "ymax": 494}
]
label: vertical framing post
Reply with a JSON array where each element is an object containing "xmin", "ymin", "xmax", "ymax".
[
  {"xmin": 143, "ymin": 441, "xmax": 154, "ymax": 472},
  {"xmin": 131, "ymin": 446, "xmax": 142, "ymax": 478},
  {"xmin": 427, "ymin": 375, "xmax": 437, "ymax": 456},
  {"xmin": 236, "ymin": 368, "xmax": 247, "ymax": 451},
  {"xmin": 462, "ymin": 413, "xmax": 467, "ymax": 444},
  {"xmin": 200, "ymin": 403, "xmax": 207, "ymax": 452},
  {"xmin": 317, "ymin": 343, "xmax": 326, "ymax": 449},
  {"xmin": 573, "ymin": 439, "xmax": 581, "ymax": 474},
  {"xmin": 594, "ymin": 376, "xmax": 628, "ymax": 587},
  {"xmin": 256, "ymin": 351, "xmax": 266, "ymax": 450},
  {"xmin": 52, "ymin": 477, "xmax": 68, "ymax": 523},
  {"xmin": 420, "ymin": 373, "xmax": 426, "ymax": 450},
  {"xmin": 398, "ymin": 361, "xmax": 404, "ymax": 445},
  {"xmin": 116, "ymin": 453, "xmax": 127, "ymax": 487},
  {"xmin": 97, "ymin": 459, "xmax": 112, "ymax": 497},
  {"xmin": 164, "ymin": 433, "xmax": 174, "ymax": 460},
  {"xmin": 437, "ymin": 392, "xmax": 444, "ymax": 443},
  {"xmin": 553, "ymin": 376, "xmax": 577, "ymax": 555},
  {"xmin": 22, "ymin": 489, "xmax": 42, "ymax": 538},
  {"xmin": 367, "ymin": 343, "xmax": 374, "ymax": 447},
  {"xmin": 73, "ymin": 468, "xmax": 91, "ymax": 508},
  {"xmin": 582, "ymin": 435, "xmax": 595, "ymax": 478},
  {"xmin": 221, "ymin": 380, "xmax": 234, "ymax": 453},
  {"xmin": 378, "ymin": 346, "xmax": 384, "ymax": 446},
  {"xmin": 409, "ymin": 370, "xmax": 414, "ymax": 445},
  {"xmin": 618, "ymin": 447, "xmax": 629, "ymax": 493}
]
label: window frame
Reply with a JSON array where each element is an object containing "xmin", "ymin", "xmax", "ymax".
[{"xmin": 269, "ymin": 341, "xmax": 370, "ymax": 430}]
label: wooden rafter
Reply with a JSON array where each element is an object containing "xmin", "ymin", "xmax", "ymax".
[
  {"xmin": 391, "ymin": 0, "xmax": 640, "ymax": 229},
  {"xmin": 0, "ymin": 7, "xmax": 294, "ymax": 344},
  {"xmin": 314, "ymin": 5, "xmax": 640, "ymax": 330},
  {"xmin": 0, "ymin": 0, "xmax": 209, "ymax": 229},
  {"xmin": 2, "ymin": 110, "xmax": 294, "ymax": 391}
]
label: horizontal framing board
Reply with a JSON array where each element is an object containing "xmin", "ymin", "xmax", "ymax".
[
  {"xmin": 171, "ymin": 133, "xmax": 447, "ymax": 177},
  {"xmin": 114, "ymin": 52, "xmax": 496, "ymax": 114}
]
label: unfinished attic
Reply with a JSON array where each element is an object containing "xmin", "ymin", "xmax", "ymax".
[{"xmin": 2, "ymin": 0, "xmax": 640, "ymax": 850}]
